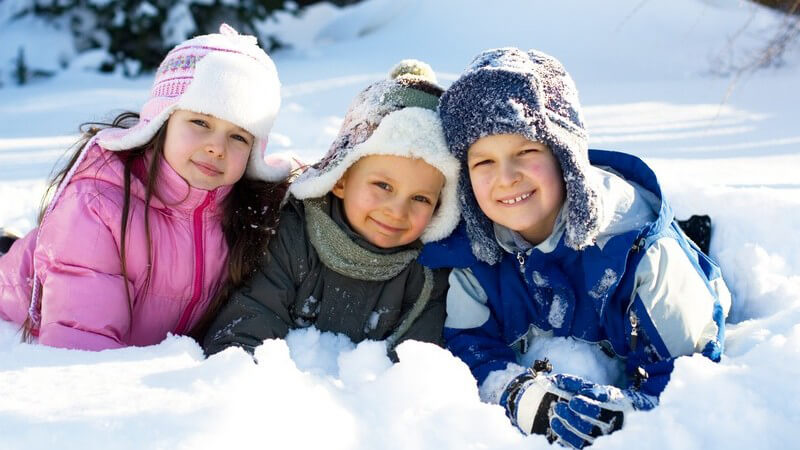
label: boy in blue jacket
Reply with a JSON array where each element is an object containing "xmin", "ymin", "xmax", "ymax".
[{"xmin": 420, "ymin": 48, "xmax": 732, "ymax": 448}]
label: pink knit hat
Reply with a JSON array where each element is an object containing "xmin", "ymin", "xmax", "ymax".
[
  {"xmin": 97, "ymin": 23, "xmax": 290, "ymax": 181},
  {"xmin": 27, "ymin": 24, "xmax": 288, "ymax": 329}
]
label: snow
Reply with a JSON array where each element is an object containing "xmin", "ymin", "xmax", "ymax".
[
  {"xmin": 1, "ymin": 0, "xmax": 799, "ymax": 448},
  {"xmin": 547, "ymin": 295, "xmax": 567, "ymax": 329}
]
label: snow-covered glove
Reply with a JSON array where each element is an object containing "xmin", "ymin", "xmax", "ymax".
[
  {"xmin": 550, "ymin": 383, "xmax": 658, "ymax": 449},
  {"xmin": 500, "ymin": 361, "xmax": 594, "ymax": 438}
]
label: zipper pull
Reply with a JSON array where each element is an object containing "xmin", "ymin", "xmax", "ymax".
[
  {"xmin": 516, "ymin": 252, "xmax": 525, "ymax": 273},
  {"xmin": 629, "ymin": 310, "xmax": 639, "ymax": 351}
]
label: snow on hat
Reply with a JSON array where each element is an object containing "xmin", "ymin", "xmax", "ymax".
[
  {"xmin": 96, "ymin": 23, "xmax": 287, "ymax": 181},
  {"xmin": 438, "ymin": 47, "xmax": 599, "ymax": 264},
  {"xmin": 290, "ymin": 59, "xmax": 460, "ymax": 243}
]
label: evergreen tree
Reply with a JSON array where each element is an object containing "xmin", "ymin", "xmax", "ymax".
[{"xmin": 13, "ymin": 0, "xmax": 365, "ymax": 77}]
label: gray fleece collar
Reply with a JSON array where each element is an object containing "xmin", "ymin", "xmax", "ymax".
[{"xmin": 493, "ymin": 205, "xmax": 567, "ymax": 256}]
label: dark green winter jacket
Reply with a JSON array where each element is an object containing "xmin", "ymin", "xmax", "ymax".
[{"xmin": 202, "ymin": 193, "xmax": 449, "ymax": 356}]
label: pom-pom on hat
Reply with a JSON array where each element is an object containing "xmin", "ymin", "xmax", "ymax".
[
  {"xmin": 97, "ymin": 23, "xmax": 288, "ymax": 181},
  {"xmin": 290, "ymin": 59, "xmax": 460, "ymax": 243},
  {"xmin": 438, "ymin": 47, "xmax": 599, "ymax": 264}
]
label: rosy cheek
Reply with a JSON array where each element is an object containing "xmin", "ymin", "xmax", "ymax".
[
  {"xmin": 523, "ymin": 161, "xmax": 545, "ymax": 174},
  {"xmin": 423, "ymin": 209, "xmax": 436, "ymax": 226},
  {"xmin": 471, "ymin": 181, "xmax": 492, "ymax": 205},
  {"xmin": 410, "ymin": 211, "xmax": 429, "ymax": 234},
  {"xmin": 363, "ymin": 190, "xmax": 383, "ymax": 206}
]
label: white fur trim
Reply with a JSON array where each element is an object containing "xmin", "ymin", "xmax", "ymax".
[
  {"xmin": 178, "ymin": 52, "xmax": 280, "ymax": 141},
  {"xmin": 97, "ymin": 106, "xmax": 176, "ymax": 151},
  {"xmin": 290, "ymin": 107, "xmax": 460, "ymax": 242},
  {"xmin": 248, "ymin": 148, "xmax": 305, "ymax": 181}
]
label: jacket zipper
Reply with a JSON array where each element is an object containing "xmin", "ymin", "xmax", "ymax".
[
  {"xmin": 628, "ymin": 236, "xmax": 646, "ymax": 351},
  {"xmin": 175, "ymin": 190, "xmax": 215, "ymax": 334},
  {"xmin": 516, "ymin": 251, "xmax": 526, "ymax": 274},
  {"xmin": 629, "ymin": 309, "xmax": 639, "ymax": 351}
]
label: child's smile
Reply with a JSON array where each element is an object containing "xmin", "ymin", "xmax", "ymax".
[
  {"xmin": 370, "ymin": 216, "xmax": 406, "ymax": 233},
  {"xmin": 498, "ymin": 190, "xmax": 534, "ymax": 205},
  {"xmin": 467, "ymin": 134, "xmax": 565, "ymax": 245},
  {"xmin": 192, "ymin": 160, "xmax": 224, "ymax": 176}
]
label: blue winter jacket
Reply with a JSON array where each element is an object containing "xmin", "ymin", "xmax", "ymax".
[{"xmin": 420, "ymin": 150, "xmax": 731, "ymax": 398}]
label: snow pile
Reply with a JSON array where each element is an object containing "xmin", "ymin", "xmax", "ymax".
[{"xmin": 0, "ymin": 325, "xmax": 522, "ymax": 449}]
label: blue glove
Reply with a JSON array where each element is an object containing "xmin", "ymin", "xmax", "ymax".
[
  {"xmin": 500, "ymin": 363, "xmax": 595, "ymax": 438},
  {"xmin": 550, "ymin": 383, "xmax": 658, "ymax": 449}
]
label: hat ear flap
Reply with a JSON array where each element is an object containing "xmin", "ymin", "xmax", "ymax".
[{"xmin": 246, "ymin": 137, "xmax": 304, "ymax": 182}]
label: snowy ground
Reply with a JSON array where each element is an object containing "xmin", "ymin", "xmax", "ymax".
[{"xmin": 1, "ymin": 0, "xmax": 799, "ymax": 449}]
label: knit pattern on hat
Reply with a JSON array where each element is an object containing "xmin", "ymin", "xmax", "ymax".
[
  {"xmin": 290, "ymin": 60, "xmax": 460, "ymax": 243},
  {"xmin": 438, "ymin": 47, "xmax": 599, "ymax": 264}
]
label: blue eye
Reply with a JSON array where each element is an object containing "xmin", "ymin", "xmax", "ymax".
[
  {"xmin": 374, "ymin": 181, "xmax": 391, "ymax": 191},
  {"xmin": 412, "ymin": 195, "xmax": 433, "ymax": 205},
  {"xmin": 231, "ymin": 134, "xmax": 250, "ymax": 145}
]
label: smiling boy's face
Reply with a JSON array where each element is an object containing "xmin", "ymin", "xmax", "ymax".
[
  {"xmin": 467, "ymin": 133, "xmax": 566, "ymax": 245},
  {"xmin": 332, "ymin": 154, "xmax": 444, "ymax": 249}
]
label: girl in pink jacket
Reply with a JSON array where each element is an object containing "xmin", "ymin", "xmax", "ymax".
[{"xmin": 0, "ymin": 24, "xmax": 294, "ymax": 350}]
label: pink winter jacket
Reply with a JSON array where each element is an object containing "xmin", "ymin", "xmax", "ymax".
[{"xmin": 0, "ymin": 142, "xmax": 231, "ymax": 350}]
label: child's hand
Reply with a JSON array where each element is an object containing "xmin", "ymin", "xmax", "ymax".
[
  {"xmin": 549, "ymin": 383, "xmax": 658, "ymax": 448},
  {"xmin": 500, "ymin": 364, "xmax": 594, "ymax": 438}
]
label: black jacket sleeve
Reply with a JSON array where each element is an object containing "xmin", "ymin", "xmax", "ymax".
[{"xmin": 202, "ymin": 203, "xmax": 306, "ymax": 356}]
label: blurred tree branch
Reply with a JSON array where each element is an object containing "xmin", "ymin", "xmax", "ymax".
[{"xmin": 715, "ymin": 0, "xmax": 800, "ymax": 76}]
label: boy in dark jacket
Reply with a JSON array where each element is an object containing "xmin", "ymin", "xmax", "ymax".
[
  {"xmin": 203, "ymin": 61, "xmax": 460, "ymax": 357},
  {"xmin": 420, "ymin": 48, "xmax": 732, "ymax": 448}
]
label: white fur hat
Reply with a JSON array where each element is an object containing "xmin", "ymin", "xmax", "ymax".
[
  {"xmin": 96, "ymin": 23, "xmax": 289, "ymax": 181},
  {"xmin": 290, "ymin": 60, "xmax": 460, "ymax": 243}
]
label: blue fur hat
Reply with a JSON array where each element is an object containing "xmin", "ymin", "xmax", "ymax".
[{"xmin": 439, "ymin": 48, "xmax": 599, "ymax": 264}]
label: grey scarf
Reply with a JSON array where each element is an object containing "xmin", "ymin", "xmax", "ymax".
[{"xmin": 304, "ymin": 196, "xmax": 433, "ymax": 348}]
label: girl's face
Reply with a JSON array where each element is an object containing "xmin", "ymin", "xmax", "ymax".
[
  {"xmin": 163, "ymin": 110, "xmax": 254, "ymax": 190},
  {"xmin": 332, "ymin": 154, "xmax": 445, "ymax": 249},
  {"xmin": 467, "ymin": 134, "xmax": 566, "ymax": 245}
]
